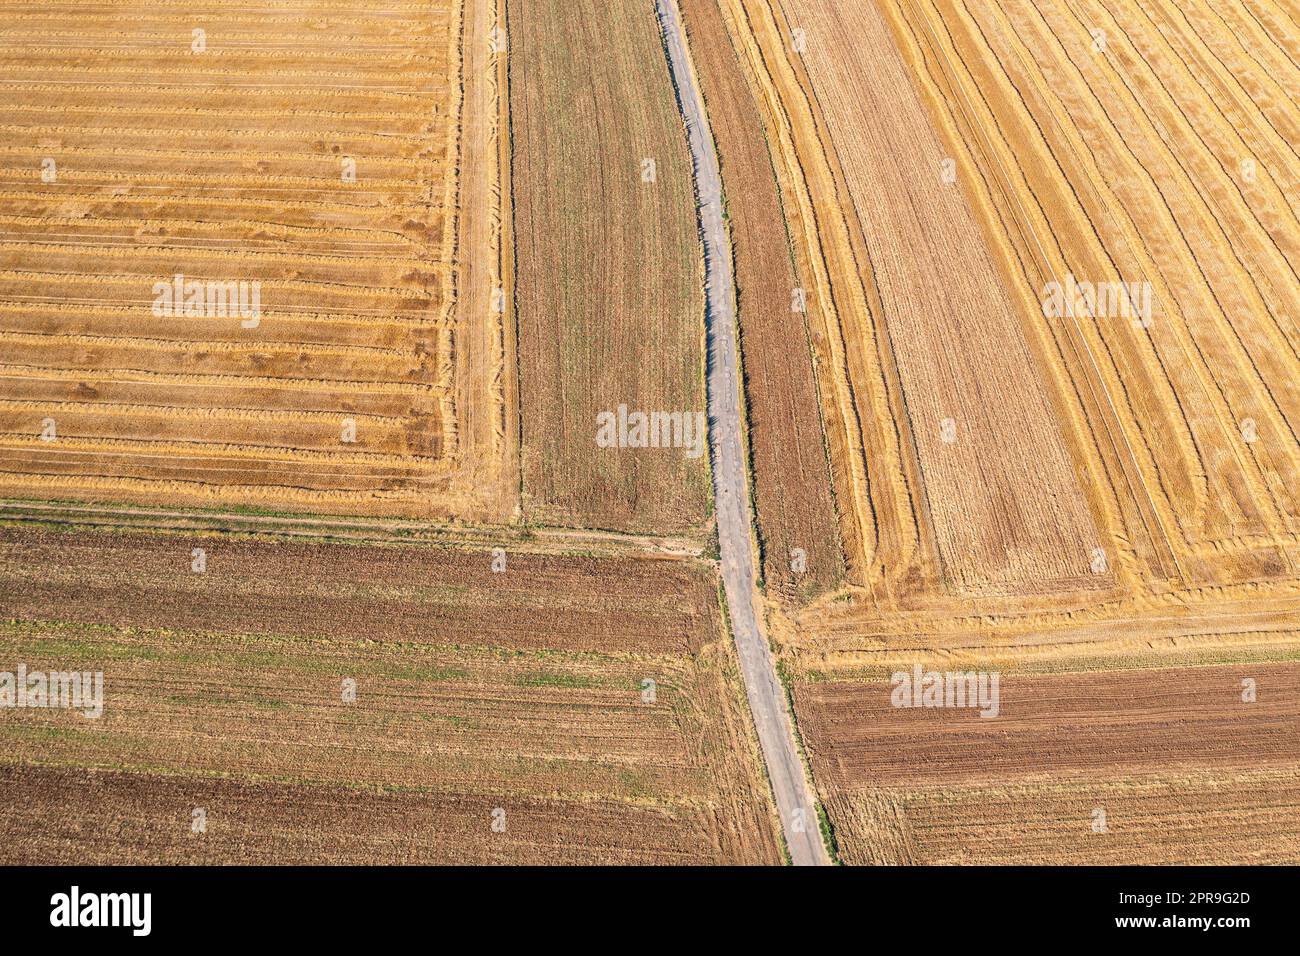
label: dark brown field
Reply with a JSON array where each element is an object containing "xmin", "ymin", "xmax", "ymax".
[
  {"xmin": 1, "ymin": 526, "xmax": 719, "ymax": 655},
  {"xmin": 794, "ymin": 662, "xmax": 1300, "ymax": 864},
  {"xmin": 0, "ymin": 765, "xmax": 745, "ymax": 866}
]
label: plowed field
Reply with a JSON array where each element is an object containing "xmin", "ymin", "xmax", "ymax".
[
  {"xmin": 0, "ymin": 526, "xmax": 781, "ymax": 864},
  {"xmin": 797, "ymin": 663, "xmax": 1300, "ymax": 864}
]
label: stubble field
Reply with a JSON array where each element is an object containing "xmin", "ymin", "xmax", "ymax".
[
  {"xmin": 0, "ymin": 0, "xmax": 518, "ymax": 521},
  {"xmin": 723, "ymin": 0, "xmax": 1300, "ymax": 611}
]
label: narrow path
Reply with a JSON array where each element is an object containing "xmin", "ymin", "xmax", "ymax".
[{"xmin": 655, "ymin": 0, "xmax": 829, "ymax": 866}]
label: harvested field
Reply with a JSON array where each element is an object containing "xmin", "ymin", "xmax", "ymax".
[
  {"xmin": 738, "ymin": 0, "xmax": 1106, "ymax": 598},
  {"xmin": 678, "ymin": 0, "xmax": 842, "ymax": 601},
  {"xmin": 0, "ymin": 526, "xmax": 781, "ymax": 864},
  {"xmin": 720, "ymin": 0, "xmax": 1300, "ymax": 617},
  {"xmin": 887, "ymin": 0, "xmax": 1300, "ymax": 574},
  {"xmin": 451, "ymin": 0, "xmax": 519, "ymax": 519},
  {"xmin": 713, "ymin": 12, "xmax": 1300, "ymax": 874},
  {"xmin": 8, "ymin": 0, "xmax": 1299, "ymax": 871},
  {"xmin": 511, "ymin": 0, "xmax": 710, "ymax": 533},
  {"xmin": 795, "ymin": 662, "xmax": 1300, "ymax": 864},
  {"xmin": 786, "ymin": 565, "xmax": 1300, "ymax": 677},
  {"xmin": 0, "ymin": 1, "xmax": 516, "ymax": 521}
]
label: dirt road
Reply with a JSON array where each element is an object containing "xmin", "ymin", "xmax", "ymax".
[{"xmin": 654, "ymin": 0, "xmax": 829, "ymax": 866}]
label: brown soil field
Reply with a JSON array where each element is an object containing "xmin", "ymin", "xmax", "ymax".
[
  {"xmin": 0, "ymin": 526, "xmax": 780, "ymax": 864},
  {"xmin": 678, "ymin": 0, "xmax": 843, "ymax": 601},
  {"xmin": 0, "ymin": 1, "xmax": 516, "ymax": 521},
  {"xmin": 510, "ymin": 0, "xmax": 710, "ymax": 533},
  {"xmin": 795, "ymin": 662, "xmax": 1300, "ymax": 864},
  {"xmin": 825, "ymin": 768, "xmax": 1300, "ymax": 865},
  {"xmin": 0, "ymin": 527, "xmax": 719, "ymax": 655},
  {"xmin": 0, "ymin": 765, "xmax": 748, "ymax": 865},
  {"xmin": 796, "ymin": 662, "xmax": 1300, "ymax": 787}
]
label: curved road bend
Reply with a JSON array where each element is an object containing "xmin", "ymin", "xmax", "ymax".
[{"xmin": 655, "ymin": 0, "xmax": 830, "ymax": 866}]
